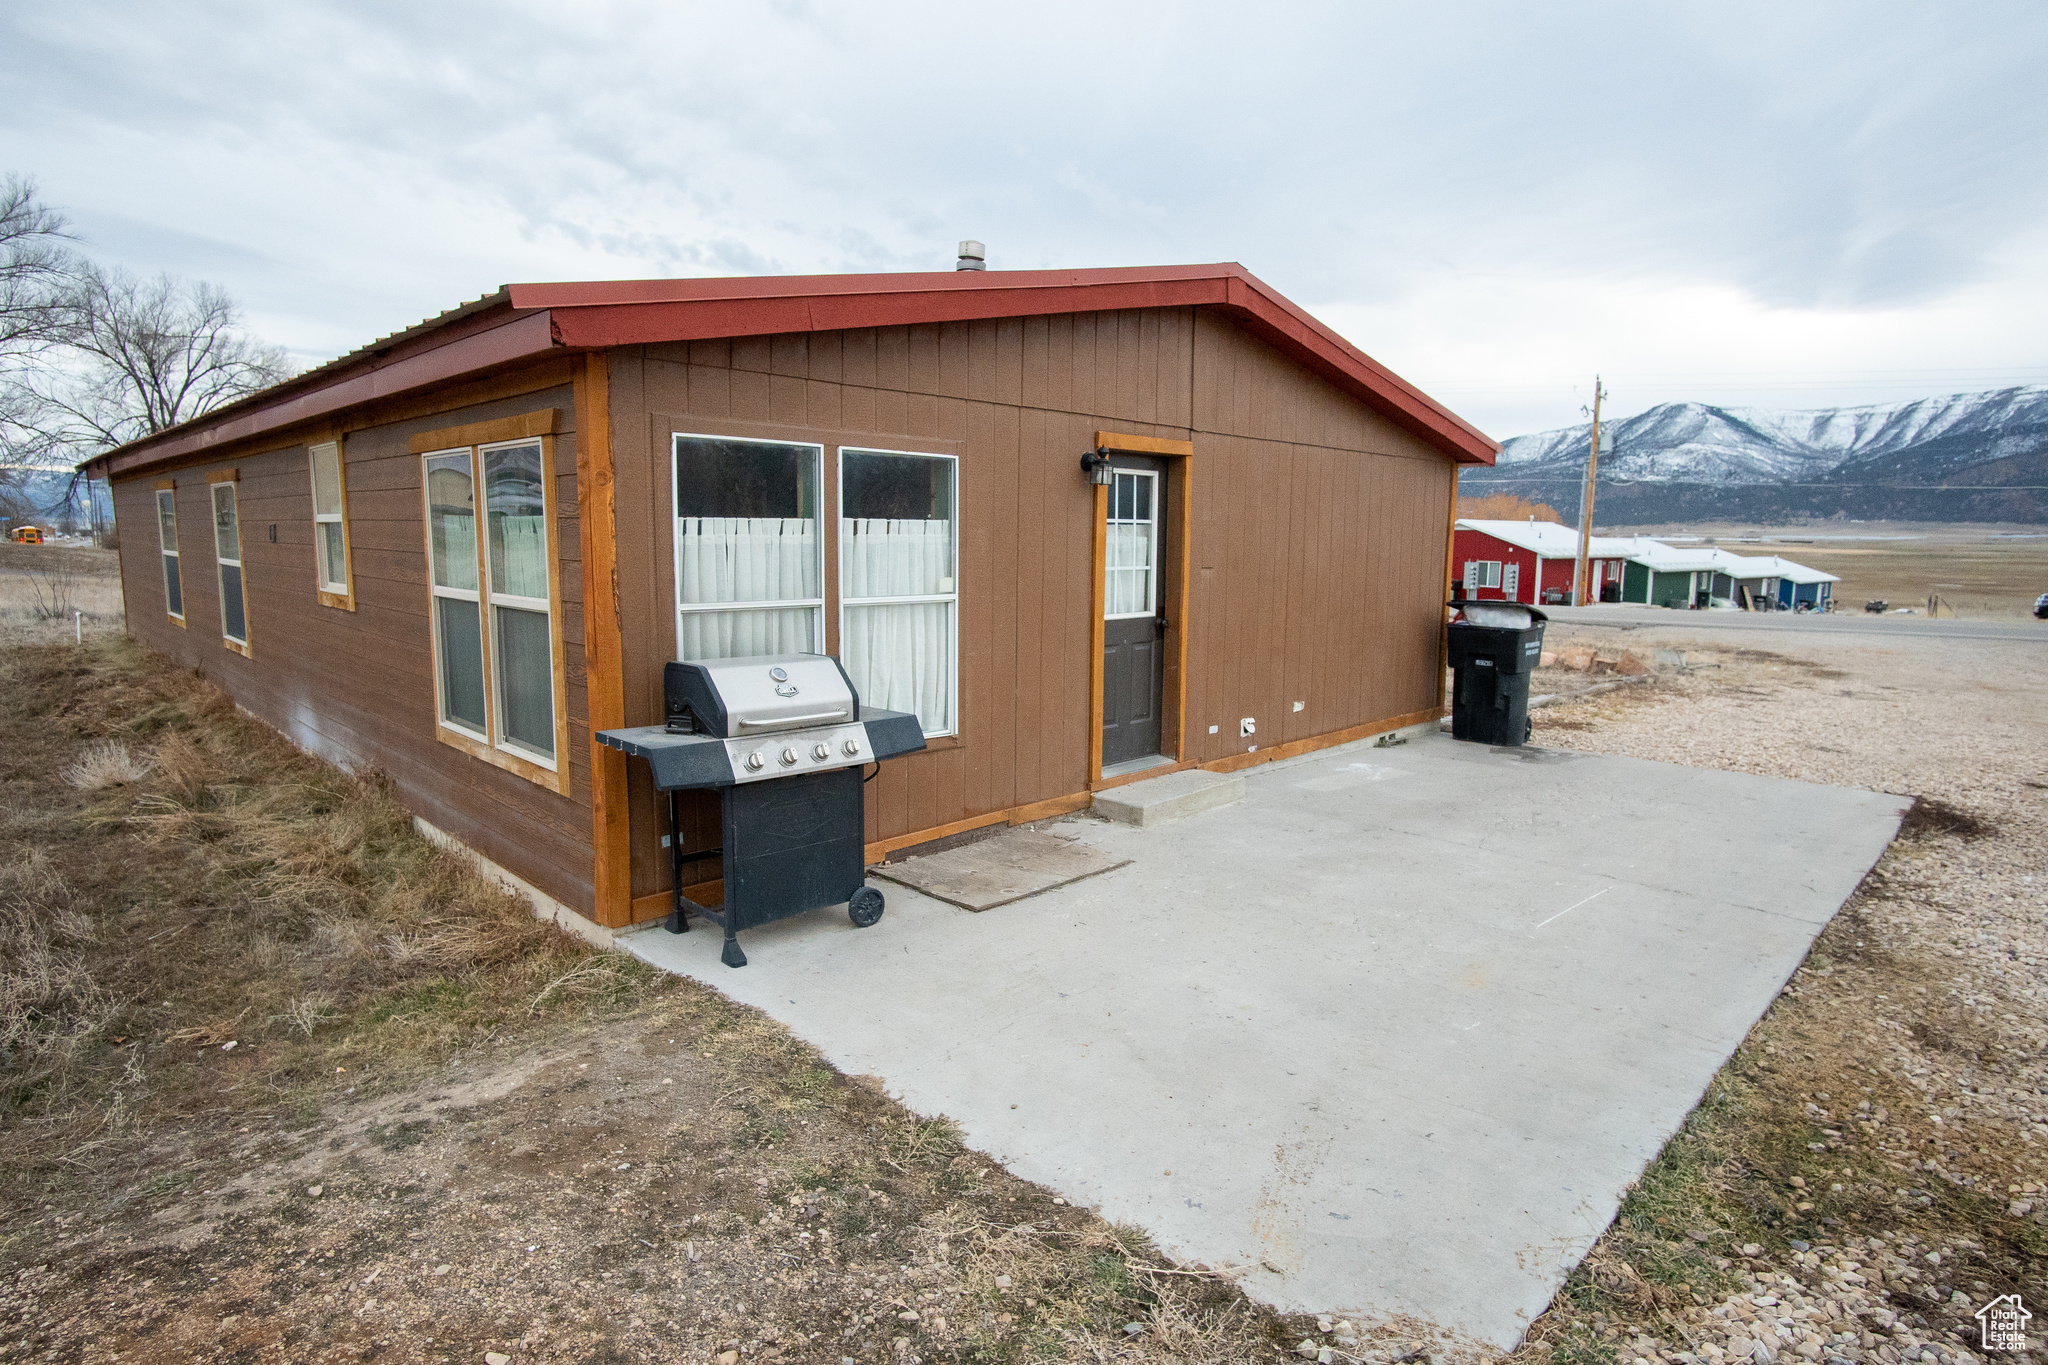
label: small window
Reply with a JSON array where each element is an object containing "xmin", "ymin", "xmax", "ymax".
[
  {"xmin": 673, "ymin": 435, "xmax": 823, "ymax": 662},
  {"xmin": 1463, "ymin": 559, "xmax": 1501, "ymax": 590},
  {"xmin": 839, "ymin": 448, "xmax": 958, "ymax": 736},
  {"xmin": 1104, "ymin": 469, "xmax": 1158, "ymax": 619},
  {"xmin": 155, "ymin": 486, "xmax": 184, "ymax": 622},
  {"xmin": 211, "ymin": 480, "xmax": 249, "ymax": 653},
  {"xmin": 309, "ymin": 440, "xmax": 353, "ymax": 604},
  {"xmin": 422, "ymin": 440, "xmax": 562, "ymax": 776}
]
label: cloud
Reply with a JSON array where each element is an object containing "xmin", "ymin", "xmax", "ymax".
[{"xmin": 4, "ymin": 0, "xmax": 2046, "ymax": 435}]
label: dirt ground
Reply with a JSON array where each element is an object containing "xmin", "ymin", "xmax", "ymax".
[
  {"xmin": 4, "ymin": 591, "xmax": 2045, "ymax": 1364},
  {"xmin": 0, "ymin": 640, "xmax": 1297, "ymax": 1365}
]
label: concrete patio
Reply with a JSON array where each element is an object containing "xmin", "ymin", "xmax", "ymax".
[{"xmin": 621, "ymin": 733, "xmax": 1909, "ymax": 1349}]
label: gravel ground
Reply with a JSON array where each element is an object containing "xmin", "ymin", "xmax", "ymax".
[{"xmin": 1496, "ymin": 622, "xmax": 2048, "ymax": 1365}]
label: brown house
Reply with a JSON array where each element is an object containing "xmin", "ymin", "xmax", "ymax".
[{"xmin": 85, "ymin": 264, "xmax": 1499, "ymax": 941}]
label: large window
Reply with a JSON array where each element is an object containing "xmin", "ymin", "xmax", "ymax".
[
  {"xmin": 210, "ymin": 478, "xmax": 249, "ymax": 655},
  {"xmin": 308, "ymin": 440, "xmax": 353, "ymax": 606},
  {"xmin": 423, "ymin": 439, "xmax": 562, "ymax": 778},
  {"xmin": 839, "ymin": 448, "xmax": 957, "ymax": 736},
  {"xmin": 672, "ymin": 435, "xmax": 823, "ymax": 662},
  {"xmin": 155, "ymin": 484, "xmax": 184, "ymax": 623}
]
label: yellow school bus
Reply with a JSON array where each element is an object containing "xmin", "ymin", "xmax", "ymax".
[{"xmin": 10, "ymin": 526, "xmax": 43, "ymax": 545}]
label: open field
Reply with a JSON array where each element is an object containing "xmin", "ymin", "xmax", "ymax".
[
  {"xmin": 1600, "ymin": 524, "xmax": 2048, "ymax": 620},
  {"xmin": 0, "ymin": 541, "xmax": 124, "ymax": 643}
]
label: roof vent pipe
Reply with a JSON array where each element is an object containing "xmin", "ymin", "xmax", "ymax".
[{"xmin": 956, "ymin": 240, "xmax": 986, "ymax": 271}]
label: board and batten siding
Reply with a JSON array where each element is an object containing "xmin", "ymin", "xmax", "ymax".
[
  {"xmin": 109, "ymin": 380, "xmax": 599, "ymax": 916},
  {"xmin": 605, "ymin": 306, "xmax": 1453, "ymax": 905}
]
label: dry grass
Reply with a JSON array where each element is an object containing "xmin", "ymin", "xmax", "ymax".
[
  {"xmin": 0, "ymin": 636, "xmax": 1305, "ymax": 1364},
  {"xmin": 0, "ymin": 636, "xmax": 661, "ymax": 1180},
  {"xmin": 0, "ymin": 542, "xmax": 124, "ymax": 643}
]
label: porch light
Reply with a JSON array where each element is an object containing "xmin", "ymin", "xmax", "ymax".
[{"xmin": 1080, "ymin": 446, "xmax": 1114, "ymax": 486}]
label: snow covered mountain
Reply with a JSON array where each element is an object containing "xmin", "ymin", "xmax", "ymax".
[{"xmin": 1468, "ymin": 386, "xmax": 2048, "ymax": 524}]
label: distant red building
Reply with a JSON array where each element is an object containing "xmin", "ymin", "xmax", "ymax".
[{"xmin": 1454, "ymin": 519, "xmax": 1630, "ymax": 605}]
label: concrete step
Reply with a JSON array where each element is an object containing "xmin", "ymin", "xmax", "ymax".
[{"xmin": 1091, "ymin": 767, "xmax": 1244, "ymax": 827}]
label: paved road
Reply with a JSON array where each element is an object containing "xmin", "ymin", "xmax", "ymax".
[{"xmin": 1542, "ymin": 604, "xmax": 2048, "ymax": 643}]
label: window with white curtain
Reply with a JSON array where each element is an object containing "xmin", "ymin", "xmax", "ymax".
[
  {"xmin": 838, "ymin": 448, "xmax": 957, "ymax": 736},
  {"xmin": 211, "ymin": 480, "xmax": 249, "ymax": 652},
  {"xmin": 673, "ymin": 435, "xmax": 823, "ymax": 662},
  {"xmin": 155, "ymin": 487, "xmax": 183, "ymax": 620},
  {"xmin": 423, "ymin": 439, "xmax": 559, "ymax": 767}
]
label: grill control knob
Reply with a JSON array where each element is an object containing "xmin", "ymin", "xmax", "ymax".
[
  {"xmin": 779, "ymin": 747, "xmax": 799, "ymax": 766},
  {"xmin": 744, "ymin": 752, "xmax": 766, "ymax": 771},
  {"xmin": 842, "ymin": 739, "xmax": 861, "ymax": 757},
  {"xmin": 812, "ymin": 742, "xmax": 831, "ymax": 761}
]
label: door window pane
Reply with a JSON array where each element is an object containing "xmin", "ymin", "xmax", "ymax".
[
  {"xmin": 436, "ymin": 596, "xmax": 487, "ymax": 731},
  {"xmin": 494, "ymin": 605, "xmax": 554, "ymax": 756},
  {"xmin": 426, "ymin": 455, "xmax": 479, "ymax": 591},
  {"xmin": 1105, "ymin": 471, "xmax": 1157, "ymax": 618},
  {"xmin": 484, "ymin": 442, "xmax": 550, "ymax": 600}
]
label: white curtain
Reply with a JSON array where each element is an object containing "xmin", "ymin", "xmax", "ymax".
[
  {"xmin": 497, "ymin": 516, "xmax": 550, "ymax": 599},
  {"xmin": 841, "ymin": 518, "xmax": 953, "ymax": 733},
  {"xmin": 676, "ymin": 517, "xmax": 819, "ymax": 661}
]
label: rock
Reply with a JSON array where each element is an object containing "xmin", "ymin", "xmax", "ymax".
[
  {"xmin": 993, "ymin": 1274, "xmax": 1012, "ymax": 1289},
  {"xmin": 1615, "ymin": 651, "xmax": 1652, "ymax": 676},
  {"xmin": 1541, "ymin": 651, "xmax": 1558, "ymax": 667},
  {"xmin": 898, "ymin": 1310, "xmax": 919, "ymax": 1322},
  {"xmin": 486, "ymin": 1355, "xmax": 512, "ymax": 1365},
  {"xmin": 1741, "ymin": 1244, "xmax": 1764, "ymax": 1258},
  {"xmin": 432, "ymin": 1264, "xmax": 452, "ymax": 1276},
  {"xmin": 307, "ymin": 1185, "xmax": 323, "ymax": 1198},
  {"xmin": 716, "ymin": 1353, "xmax": 738, "ymax": 1365},
  {"xmin": 2010, "ymin": 1200, "xmax": 2033, "ymax": 1216},
  {"xmin": 1297, "ymin": 1341, "xmax": 1319, "ymax": 1360},
  {"xmin": 1123, "ymin": 1322, "xmax": 1144, "ymax": 1336},
  {"xmin": 1559, "ymin": 646, "xmax": 1597, "ymax": 671}
]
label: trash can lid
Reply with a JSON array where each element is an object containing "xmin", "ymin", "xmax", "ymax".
[{"xmin": 1449, "ymin": 597, "xmax": 1548, "ymax": 629}]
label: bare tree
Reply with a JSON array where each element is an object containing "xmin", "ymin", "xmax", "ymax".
[
  {"xmin": 0, "ymin": 174, "xmax": 76, "ymax": 361},
  {"xmin": 20, "ymin": 263, "xmax": 293, "ymax": 456}
]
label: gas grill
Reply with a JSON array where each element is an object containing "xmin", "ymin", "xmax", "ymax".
[{"xmin": 595, "ymin": 653, "xmax": 926, "ymax": 967}]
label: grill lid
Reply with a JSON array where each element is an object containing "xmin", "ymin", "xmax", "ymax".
[{"xmin": 665, "ymin": 654, "xmax": 860, "ymax": 738}]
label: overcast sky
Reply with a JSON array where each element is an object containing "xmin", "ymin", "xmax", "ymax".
[{"xmin": 6, "ymin": 1, "xmax": 2047, "ymax": 439}]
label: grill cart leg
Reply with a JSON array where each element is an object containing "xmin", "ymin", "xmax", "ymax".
[
  {"xmin": 720, "ymin": 924, "xmax": 747, "ymax": 968},
  {"xmin": 666, "ymin": 791, "xmax": 688, "ymax": 934}
]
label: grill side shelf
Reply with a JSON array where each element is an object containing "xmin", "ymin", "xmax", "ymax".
[
  {"xmin": 860, "ymin": 708, "xmax": 927, "ymax": 760},
  {"xmin": 594, "ymin": 727, "xmax": 736, "ymax": 789}
]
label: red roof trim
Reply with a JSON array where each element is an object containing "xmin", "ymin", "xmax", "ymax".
[{"xmin": 90, "ymin": 263, "xmax": 1497, "ymax": 478}]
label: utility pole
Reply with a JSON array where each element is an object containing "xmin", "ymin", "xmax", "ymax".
[{"xmin": 1574, "ymin": 376, "xmax": 1607, "ymax": 606}]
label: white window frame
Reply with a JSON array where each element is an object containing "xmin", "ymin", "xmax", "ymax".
[
  {"xmin": 1104, "ymin": 468, "xmax": 1160, "ymax": 621},
  {"xmin": 210, "ymin": 478, "xmax": 250, "ymax": 656},
  {"xmin": 308, "ymin": 439, "xmax": 354, "ymax": 608},
  {"xmin": 155, "ymin": 485, "xmax": 184, "ymax": 625},
  {"xmin": 1464, "ymin": 559, "xmax": 1502, "ymax": 590},
  {"xmin": 672, "ymin": 433, "xmax": 826, "ymax": 659},
  {"xmin": 420, "ymin": 439, "xmax": 566, "ymax": 788},
  {"xmin": 837, "ymin": 446, "xmax": 960, "ymax": 738}
]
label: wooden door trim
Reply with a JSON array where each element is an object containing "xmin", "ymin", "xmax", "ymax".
[
  {"xmin": 1089, "ymin": 431, "xmax": 1193, "ymax": 791},
  {"xmin": 574, "ymin": 352, "xmax": 633, "ymax": 927}
]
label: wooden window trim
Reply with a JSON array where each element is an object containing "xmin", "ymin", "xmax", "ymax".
[
  {"xmin": 309, "ymin": 439, "xmax": 357, "ymax": 612},
  {"xmin": 418, "ymin": 435, "xmax": 572, "ymax": 797},
  {"xmin": 154, "ymin": 480, "xmax": 186, "ymax": 628},
  {"xmin": 1088, "ymin": 432, "xmax": 1193, "ymax": 789},
  {"xmin": 408, "ymin": 407, "xmax": 558, "ymax": 456},
  {"xmin": 209, "ymin": 476, "xmax": 252, "ymax": 658}
]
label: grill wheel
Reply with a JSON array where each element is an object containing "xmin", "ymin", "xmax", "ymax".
[{"xmin": 848, "ymin": 887, "xmax": 885, "ymax": 928}]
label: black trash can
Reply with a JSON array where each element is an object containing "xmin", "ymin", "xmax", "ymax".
[{"xmin": 1447, "ymin": 599, "xmax": 1549, "ymax": 746}]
